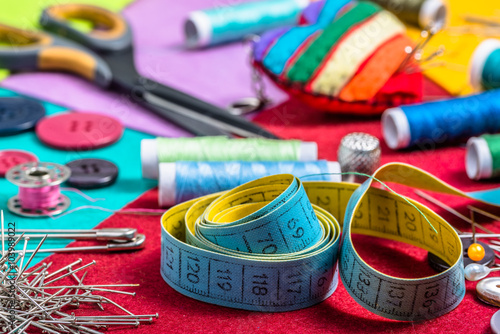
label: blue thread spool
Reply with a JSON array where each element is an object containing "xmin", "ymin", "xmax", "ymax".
[
  {"xmin": 382, "ymin": 89, "xmax": 500, "ymax": 150},
  {"xmin": 158, "ymin": 160, "xmax": 340, "ymax": 206},
  {"xmin": 470, "ymin": 39, "xmax": 500, "ymax": 91},
  {"xmin": 184, "ymin": 0, "xmax": 309, "ymax": 48}
]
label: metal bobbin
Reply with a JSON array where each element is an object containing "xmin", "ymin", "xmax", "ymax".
[{"xmin": 6, "ymin": 161, "xmax": 71, "ymax": 217}]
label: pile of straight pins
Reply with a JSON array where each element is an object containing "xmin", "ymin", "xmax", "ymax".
[{"xmin": 0, "ymin": 213, "xmax": 157, "ymax": 333}]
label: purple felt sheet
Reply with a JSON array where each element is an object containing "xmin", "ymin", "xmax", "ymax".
[{"xmin": 0, "ymin": 0, "xmax": 288, "ymax": 138}]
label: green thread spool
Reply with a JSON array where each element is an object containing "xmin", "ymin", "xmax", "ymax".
[
  {"xmin": 470, "ymin": 39, "xmax": 500, "ymax": 91},
  {"xmin": 141, "ymin": 136, "xmax": 318, "ymax": 179},
  {"xmin": 466, "ymin": 134, "xmax": 500, "ymax": 180}
]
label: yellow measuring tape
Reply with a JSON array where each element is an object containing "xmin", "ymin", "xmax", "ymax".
[{"xmin": 161, "ymin": 163, "xmax": 468, "ymax": 320}]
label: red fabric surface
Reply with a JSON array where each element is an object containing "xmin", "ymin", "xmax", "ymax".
[{"xmin": 38, "ymin": 79, "xmax": 500, "ymax": 333}]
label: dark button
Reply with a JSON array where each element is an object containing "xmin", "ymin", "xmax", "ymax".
[
  {"xmin": 65, "ymin": 158, "xmax": 118, "ymax": 189},
  {"xmin": 428, "ymin": 239, "xmax": 495, "ymax": 272},
  {"xmin": 0, "ymin": 97, "xmax": 46, "ymax": 136}
]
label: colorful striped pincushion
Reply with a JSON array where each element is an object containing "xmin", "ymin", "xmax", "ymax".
[{"xmin": 253, "ymin": 0, "xmax": 423, "ymax": 115}]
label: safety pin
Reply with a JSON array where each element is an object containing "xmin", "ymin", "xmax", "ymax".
[
  {"xmin": 14, "ymin": 234, "xmax": 146, "ymax": 253},
  {"xmin": 14, "ymin": 228, "xmax": 137, "ymax": 241}
]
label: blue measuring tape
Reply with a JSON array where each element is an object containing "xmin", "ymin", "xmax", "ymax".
[{"xmin": 161, "ymin": 164, "xmax": 466, "ymax": 320}]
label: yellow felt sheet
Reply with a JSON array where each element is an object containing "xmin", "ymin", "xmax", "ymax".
[{"xmin": 407, "ymin": 0, "xmax": 499, "ymax": 95}]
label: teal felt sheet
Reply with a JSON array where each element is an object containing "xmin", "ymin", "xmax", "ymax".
[
  {"xmin": 468, "ymin": 188, "xmax": 500, "ymax": 206},
  {"xmin": 0, "ymin": 88, "xmax": 156, "ymax": 267}
]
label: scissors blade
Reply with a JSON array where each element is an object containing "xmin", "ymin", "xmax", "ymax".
[
  {"xmin": 141, "ymin": 92, "xmax": 267, "ymax": 138},
  {"xmin": 99, "ymin": 50, "xmax": 231, "ymax": 136},
  {"xmin": 142, "ymin": 79, "xmax": 279, "ymax": 139},
  {"xmin": 101, "ymin": 50, "xmax": 278, "ymax": 139},
  {"xmin": 141, "ymin": 95, "xmax": 233, "ymax": 137}
]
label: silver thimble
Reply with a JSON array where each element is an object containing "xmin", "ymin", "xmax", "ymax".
[{"xmin": 337, "ymin": 133, "xmax": 381, "ymax": 183}]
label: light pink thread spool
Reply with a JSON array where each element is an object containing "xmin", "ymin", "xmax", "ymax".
[{"xmin": 6, "ymin": 162, "xmax": 71, "ymax": 217}]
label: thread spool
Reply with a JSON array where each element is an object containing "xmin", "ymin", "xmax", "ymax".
[
  {"xmin": 6, "ymin": 162, "xmax": 71, "ymax": 217},
  {"xmin": 141, "ymin": 136, "xmax": 318, "ymax": 179},
  {"xmin": 371, "ymin": 0, "xmax": 447, "ymax": 29},
  {"xmin": 382, "ymin": 89, "xmax": 500, "ymax": 150},
  {"xmin": 470, "ymin": 39, "xmax": 500, "ymax": 91},
  {"xmin": 184, "ymin": 0, "xmax": 309, "ymax": 48},
  {"xmin": 466, "ymin": 134, "xmax": 500, "ymax": 180},
  {"xmin": 158, "ymin": 160, "xmax": 340, "ymax": 206}
]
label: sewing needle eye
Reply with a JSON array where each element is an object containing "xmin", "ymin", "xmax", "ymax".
[
  {"xmin": 15, "ymin": 234, "xmax": 146, "ymax": 254},
  {"xmin": 14, "ymin": 228, "xmax": 137, "ymax": 241}
]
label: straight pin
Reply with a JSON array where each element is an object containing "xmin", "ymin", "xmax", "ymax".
[
  {"xmin": 43, "ymin": 261, "xmax": 96, "ymax": 286},
  {"xmin": 6, "ymin": 316, "xmax": 35, "ymax": 334},
  {"xmin": 472, "ymin": 211, "xmax": 477, "ymax": 244},
  {"xmin": 399, "ymin": 27, "xmax": 438, "ymax": 72},
  {"xmin": 468, "ymin": 205, "xmax": 500, "ymax": 221},
  {"xmin": 0, "ymin": 234, "xmax": 156, "ymax": 332},
  {"xmin": 463, "ymin": 14, "xmax": 500, "ymax": 27},
  {"xmin": 17, "ymin": 235, "xmax": 47, "ymax": 278},
  {"xmin": 60, "ymin": 314, "xmax": 158, "ymax": 320},
  {"xmin": 0, "ymin": 233, "xmax": 25, "ymax": 265},
  {"xmin": 17, "ymin": 237, "xmax": 29, "ymax": 279},
  {"xmin": 30, "ymin": 284, "xmax": 140, "ymax": 289},
  {"xmin": 1, "ymin": 210, "xmax": 4, "ymax": 256},
  {"xmin": 46, "ymin": 259, "xmax": 82, "ymax": 279},
  {"xmin": 414, "ymin": 190, "xmax": 496, "ymax": 234},
  {"xmin": 460, "ymin": 234, "xmax": 500, "ymax": 239}
]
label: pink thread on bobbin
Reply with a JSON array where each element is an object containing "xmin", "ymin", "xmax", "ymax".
[
  {"xmin": 7, "ymin": 161, "xmax": 165, "ymax": 219},
  {"xmin": 6, "ymin": 162, "xmax": 71, "ymax": 217},
  {"xmin": 18, "ymin": 185, "xmax": 62, "ymax": 210}
]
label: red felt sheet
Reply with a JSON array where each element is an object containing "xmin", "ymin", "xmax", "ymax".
[{"xmin": 38, "ymin": 80, "xmax": 500, "ymax": 334}]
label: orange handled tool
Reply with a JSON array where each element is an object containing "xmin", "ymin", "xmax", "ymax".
[
  {"xmin": 0, "ymin": 4, "xmax": 278, "ymax": 138},
  {"xmin": 0, "ymin": 21, "xmax": 112, "ymax": 87}
]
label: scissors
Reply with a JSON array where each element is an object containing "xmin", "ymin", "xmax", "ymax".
[{"xmin": 0, "ymin": 4, "xmax": 278, "ymax": 139}]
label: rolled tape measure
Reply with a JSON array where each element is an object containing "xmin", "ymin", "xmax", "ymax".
[
  {"xmin": 161, "ymin": 163, "xmax": 473, "ymax": 320},
  {"xmin": 161, "ymin": 175, "xmax": 341, "ymax": 312}
]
